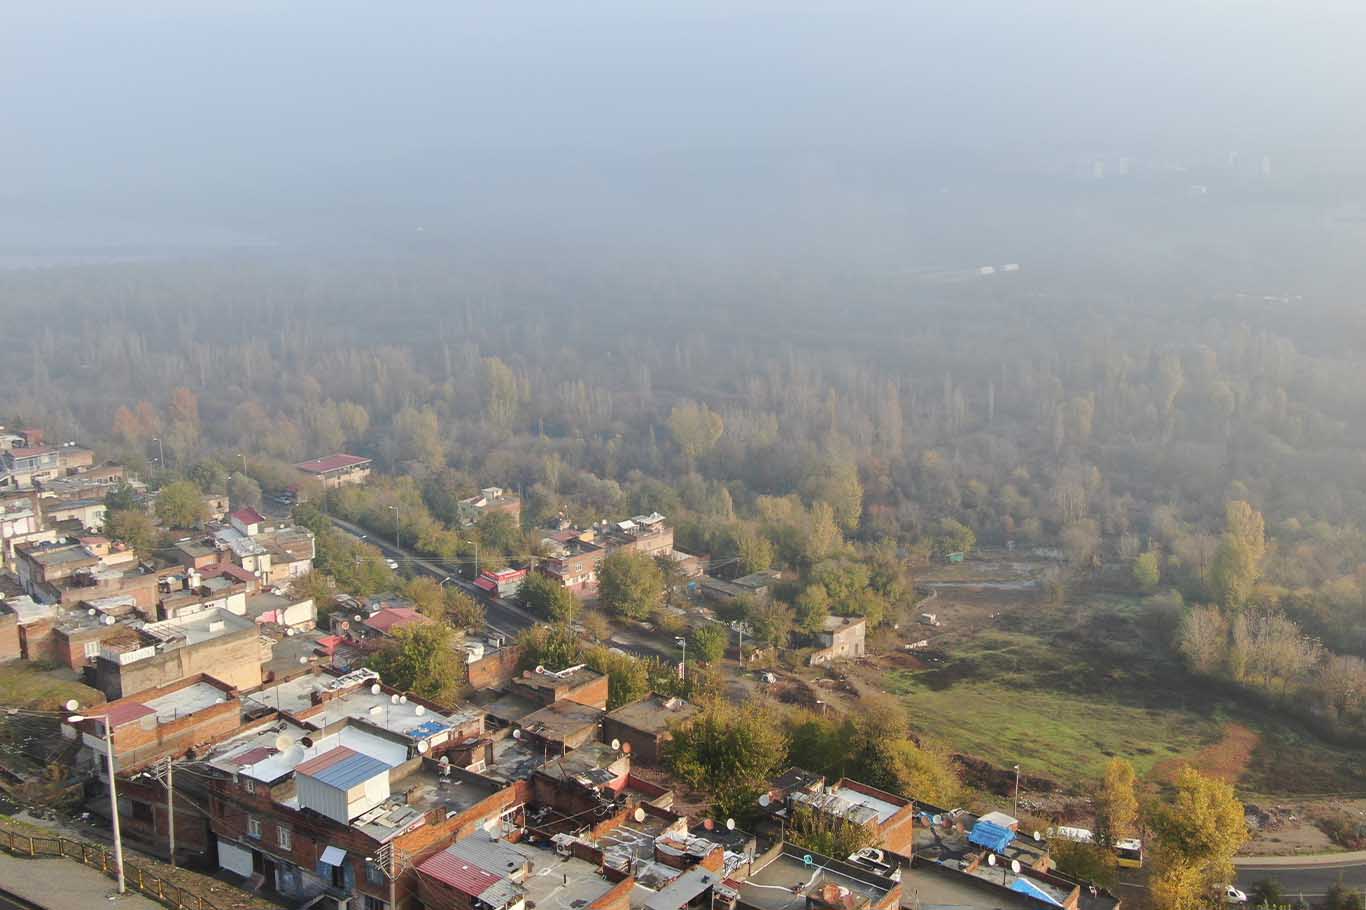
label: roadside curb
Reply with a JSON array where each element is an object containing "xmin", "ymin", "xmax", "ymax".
[{"xmin": 1235, "ymin": 850, "xmax": 1366, "ymax": 868}]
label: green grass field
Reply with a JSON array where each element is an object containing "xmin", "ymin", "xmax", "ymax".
[
  {"xmin": 893, "ymin": 596, "xmax": 1366, "ymax": 795},
  {"xmin": 0, "ymin": 664, "xmax": 103, "ymax": 711}
]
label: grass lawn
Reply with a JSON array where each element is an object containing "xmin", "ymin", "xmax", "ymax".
[
  {"xmin": 0, "ymin": 663, "xmax": 103, "ymax": 711},
  {"xmin": 892, "ymin": 596, "xmax": 1366, "ymax": 796}
]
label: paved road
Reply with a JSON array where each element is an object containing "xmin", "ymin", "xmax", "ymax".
[
  {"xmin": 325, "ymin": 514, "xmax": 540, "ymax": 639},
  {"xmin": 1235, "ymin": 857, "xmax": 1366, "ymax": 899}
]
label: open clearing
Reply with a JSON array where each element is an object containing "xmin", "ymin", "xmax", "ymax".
[{"xmin": 871, "ymin": 554, "xmax": 1366, "ymax": 799}]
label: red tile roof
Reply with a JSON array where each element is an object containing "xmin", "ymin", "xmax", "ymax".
[
  {"xmin": 363, "ymin": 607, "xmax": 430, "ymax": 635},
  {"xmin": 103, "ymin": 702, "xmax": 156, "ymax": 727},
  {"xmin": 229, "ymin": 507, "xmax": 266, "ymax": 526},
  {"xmin": 8, "ymin": 446, "xmax": 55, "ymax": 459},
  {"xmin": 418, "ymin": 849, "xmax": 503, "ymax": 897},
  {"xmin": 293, "ymin": 454, "xmax": 371, "ymax": 475}
]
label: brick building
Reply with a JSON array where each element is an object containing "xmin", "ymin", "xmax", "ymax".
[
  {"xmin": 601, "ymin": 695, "xmax": 698, "ymax": 766},
  {"xmin": 94, "ymin": 607, "xmax": 269, "ymax": 699}
]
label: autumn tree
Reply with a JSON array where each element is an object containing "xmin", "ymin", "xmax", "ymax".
[
  {"xmin": 787, "ymin": 802, "xmax": 878, "ymax": 859},
  {"xmin": 1094, "ymin": 758, "xmax": 1138, "ymax": 847},
  {"xmin": 228, "ymin": 473, "xmax": 262, "ymax": 509},
  {"xmin": 795, "ymin": 584, "xmax": 831, "ymax": 635},
  {"xmin": 1211, "ymin": 500, "xmax": 1267, "ymax": 609},
  {"xmin": 668, "ymin": 401, "xmax": 724, "ymax": 470},
  {"xmin": 1178, "ymin": 606, "xmax": 1229, "ymax": 677},
  {"xmin": 599, "ymin": 549, "xmax": 665, "ymax": 620},
  {"xmin": 666, "ymin": 699, "xmax": 789, "ymax": 819},
  {"xmin": 1133, "ymin": 551, "xmax": 1161, "ymax": 592},
  {"xmin": 521, "ymin": 572, "xmax": 581, "ymax": 624},
  {"xmin": 935, "ymin": 518, "xmax": 975, "ymax": 556},
  {"xmin": 690, "ymin": 624, "xmax": 727, "ymax": 664},
  {"xmin": 104, "ymin": 509, "xmax": 157, "ymax": 555},
  {"xmin": 1146, "ymin": 767, "xmax": 1248, "ymax": 910},
  {"xmin": 155, "ymin": 480, "xmax": 208, "ymax": 528},
  {"xmin": 366, "ymin": 622, "xmax": 466, "ymax": 707}
]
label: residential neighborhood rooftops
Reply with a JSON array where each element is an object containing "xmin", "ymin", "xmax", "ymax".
[
  {"xmin": 294, "ymin": 454, "xmax": 371, "ymax": 474},
  {"xmin": 363, "ymin": 606, "xmax": 430, "ymax": 635},
  {"xmin": 737, "ymin": 848, "xmax": 898, "ymax": 910},
  {"xmin": 228, "ymin": 506, "xmax": 266, "ymax": 526},
  {"xmin": 519, "ymin": 700, "xmax": 603, "ymax": 742}
]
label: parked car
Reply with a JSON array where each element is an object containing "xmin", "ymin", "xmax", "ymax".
[
  {"xmin": 1222, "ymin": 885, "xmax": 1248, "ymax": 905},
  {"xmin": 385, "ymin": 558, "xmax": 399, "ymax": 570}
]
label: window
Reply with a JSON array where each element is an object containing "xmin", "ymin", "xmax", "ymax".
[
  {"xmin": 276, "ymin": 826, "xmax": 292, "ymax": 850},
  {"xmin": 246, "ymin": 816, "xmax": 261, "ymax": 840},
  {"xmin": 363, "ymin": 897, "xmax": 387, "ymax": 910},
  {"xmin": 130, "ymin": 801, "xmax": 153, "ymax": 823},
  {"xmin": 243, "ymin": 779, "xmax": 255, "ymax": 795},
  {"xmin": 365, "ymin": 861, "xmax": 384, "ymax": 886},
  {"xmin": 82, "ymin": 641, "xmax": 101, "ymax": 659}
]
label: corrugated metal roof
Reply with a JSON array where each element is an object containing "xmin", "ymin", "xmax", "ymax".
[
  {"xmin": 418, "ymin": 848, "xmax": 503, "ymax": 896},
  {"xmin": 448, "ymin": 832, "xmax": 527, "ymax": 876},
  {"xmin": 295, "ymin": 746, "xmax": 389, "ymax": 789},
  {"xmin": 294, "ymin": 454, "xmax": 371, "ymax": 474}
]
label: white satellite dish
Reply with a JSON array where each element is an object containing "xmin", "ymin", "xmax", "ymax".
[
  {"xmin": 87, "ymin": 608, "xmax": 96, "ymax": 616},
  {"xmin": 399, "ymin": 695, "xmax": 408, "ymax": 705},
  {"xmin": 439, "ymin": 755, "xmax": 450, "ymax": 767},
  {"xmin": 415, "ymin": 705, "xmax": 426, "ymax": 716},
  {"xmin": 354, "ymin": 614, "xmax": 364, "ymax": 623},
  {"xmin": 610, "ymin": 738, "xmax": 621, "ymax": 751},
  {"xmin": 726, "ymin": 818, "xmax": 736, "ymax": 831},
  {"xmin": 633, "ymin": 807, "xmax": 646, "ymax": 823},
  {"xmin": 65, "ymin": 699, "xmax": 79, "ymax": 712},
  {"xmin": 1032, "ymin": 831, "xmax": 1041, "ymax": 843},
  {"xmin": 534, "ymin": 665, "xmax": 546, "ymax": 674},
  {"xmin": 285, "ymin": 745, "xmax": 307, "ymax": 764},
  {"xmin": 987, "ymin": 854, "xmax": 997, "ymax": 867},
  {"xmin": 390, "ymin": 694, "xmax": 400, "ymax": 704},
  {"xmin": 758, "ymin": 794, "xmax": 771, "ymax": 808},
  {"xmin": 370, "ymin": 684, "xmax": 382, "ymax": 695},
  {"xmin": 1010, "ymin": 860, "xmax": 1021, "ymax": 874},
  {"xmin": 274, "ymin": 734, "xmax": 294, "ymax": 752},
  {"xmin": 512, "ymin": 729, "xmax": 523, "ymax": 740},
  {"xmin": 417, "ymin": 740, "xmax": 429, "ymax": 754}
]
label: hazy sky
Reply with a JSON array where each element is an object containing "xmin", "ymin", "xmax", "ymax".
[{"xmin": 3, "ymin": 2, "xmax": 1364, "ymax": 244}]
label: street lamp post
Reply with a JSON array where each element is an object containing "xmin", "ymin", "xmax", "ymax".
[
  {"xmin": 152, "ymin": 436, "xmax": 165, "ymax": 472},
  {"xmin": 1013, "ymin": 764, "xmax": 1021, "ymax": 820},
  {"xmin": 676, "ymin": 636, "xmax": 687, "ymax": 682},
  {"xmin": 388, "ymin": 505, "xmax": 400, "ymax": 551},
  {"xmin": 68, "ymin": 707, "xmax": 125, "ymax": 895},
  {"xmin": 237, "ymin": 452, "xmax": 247, "ymax": 474}
]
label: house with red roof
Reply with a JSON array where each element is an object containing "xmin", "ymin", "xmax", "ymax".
[
  {"xmin": 293, "ymin": 453, "xmax": 372, "ymax": 489},
  {"xmin": 228, "ymin": 507, "xmax": 266, "ymax": 537}
]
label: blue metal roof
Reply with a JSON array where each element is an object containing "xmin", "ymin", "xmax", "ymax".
[
  {"xmin": 1010, "ymin": 877, "xmax": 1064, "ymax": 907},
  {"xmin": 297, "ymin": 746, "xmax": 389, "ymax": 789},
  {"xmin": 408, "ymin": 719, "xmax": 451, "ymax": 740}
]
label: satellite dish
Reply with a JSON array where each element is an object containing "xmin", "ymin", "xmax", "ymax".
[
  {"xmin": 370, "ymin": 684, "xmax": 381, "ymax": 695},
  {"xmin": 987, "ymin": 854, "xmax": 997, "ymax": 867},
  {"xmin": 633, "ymin": 807, "xmax": 646, "ymax": 823},
  {"xmin": 274, "ymin": 734, "xmax": 294, "ymax": 752},
  {"xmin": 610, "ymin": 738, "xmax": 621, "ymax": 751},
  {"xmin": 535, "ymin": 665, "xmax": 546, "ymax": 674},
  {"xmin": 726, "ymin": 818, "xmax": 736, "ymax": 831},
  {"xmin": 354, "ymin": 615, "xmax": 364, "ymax": 623},
  {"xmin": 758, "ymin": 794, "xmax": 771, "ymax": 808},
  {"xmin": 415, "ymin": 705, "xmax": 426, "ymax": 716},
  {"xmin": 390, "ymin": 694, "xmax": 400, "ymax": 704},
  {"xmin": 285, "ymin": 745, "xmax": 307, "ymax": 764},
  {"xmin": 301, "ymin": 736, "xmax": 314, "ymax": 748},
  {"xmin": 703, "ymin": 818, "xmax": 714, "ymax": 831},
  {"xmin": 621, "ymin": 741, "xmax": 632, "ymax": 754},
  {"xmin": 439, "ymin": 755, "xmax": 450, "ymax": 767},
  {"xmin": 512, "ymin": 729, "xmax": 522, "ymax": 740},
  {"xmin": 341, "ymin": 621, "xmax": 351, "ymax": 631},
  {"xmin": 399, "ymin": 695, "xmax": 408, "ymax": 705},
  {"xmin": 87, "ymin": 608, "xmax": 96, "ymax": 616},
  {"xmin": 803, "ymin": 855, "xmax": 814, "ymax": 867},
  {"xmin": 417, "ymin": 740, "xmax": 429, "ymax": 754},
  {"xmin": 1010, "ymin": 860, "xmax": 1021, "ymax": 875},
  {"xmin": 64, "ymin": 699, "xmax": 79, "ymax": 712},
  {"xmin": 1032, "ymin": 831, "xmax": 1041, "ymax": 843}
]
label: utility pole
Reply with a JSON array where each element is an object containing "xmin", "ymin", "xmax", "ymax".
[
  {"xmin": 68, "ymin": 709, "xmax": 125, "ymax": 894},
  {"xmin": 1013, "ymin": 764, "xmax": 1021, "ymax": 820},
  {"xmin": 676, "ymin": 636, "xmax": 687, "ymax": 682},
  {"xmin": 152, "ymin": 436, "xmax": 165, "ymax": 472},
  {"xmin": 389, "ymin": 504, "xmax": 400, "ymax": 551},
  {"xmin": 160, "ymin": 756, "xmax": 176, "ymax": 868}
]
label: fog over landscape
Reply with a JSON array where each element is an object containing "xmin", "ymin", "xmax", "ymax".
[{"xmin": 6, "ymin": 5, "xmax": 1366, "ymax": 909}]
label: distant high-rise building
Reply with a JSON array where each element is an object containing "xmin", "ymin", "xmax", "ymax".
[
  {"xmin": 1118, "ymin": 157, "xmax": 1132, "ymax": 177},
  {"xmin": 1092, "ymin": 159, "xmax": 1106, "ymax": 180}
]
